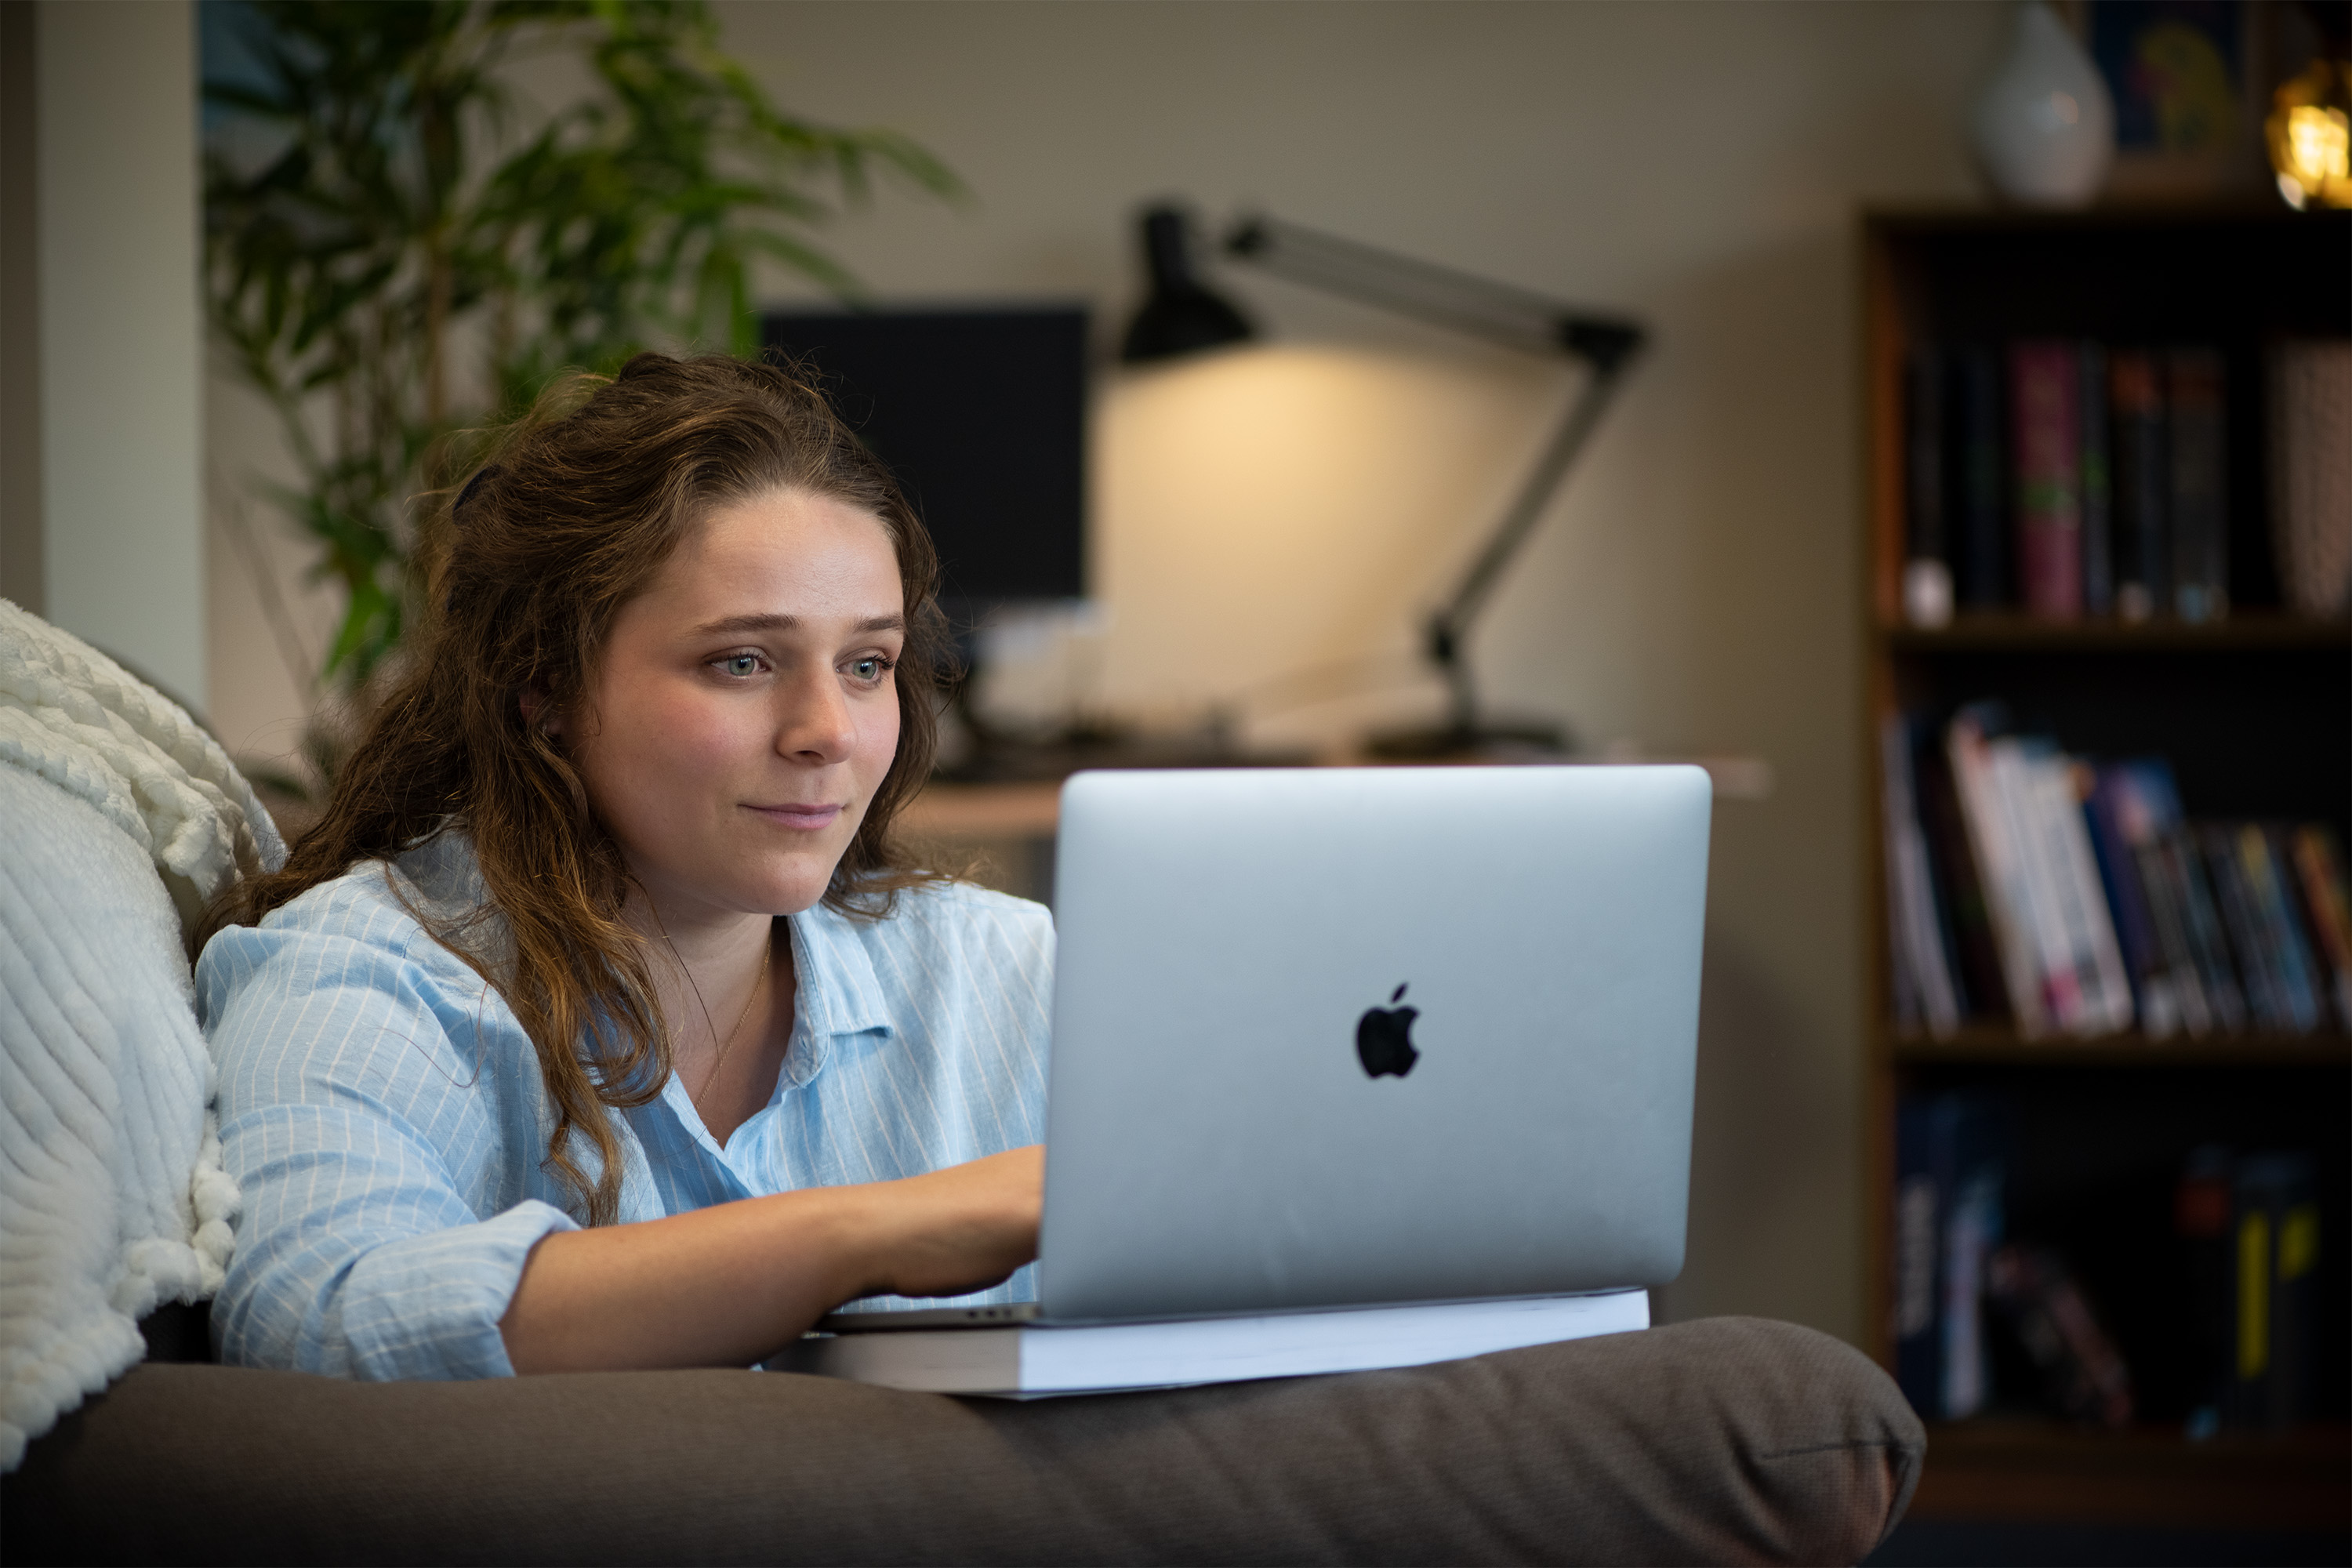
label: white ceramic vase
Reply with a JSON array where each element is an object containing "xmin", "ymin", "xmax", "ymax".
[{"xmin": 1970, "ymin": 2, "xmax": 2115, "ymax": 209}]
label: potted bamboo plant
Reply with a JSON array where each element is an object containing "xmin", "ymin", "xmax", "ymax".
[{"xmin": 204, "ymin": 0, "xmax": 955, "ymax": 791}]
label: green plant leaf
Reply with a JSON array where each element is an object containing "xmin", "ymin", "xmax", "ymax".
[{"xmin": 205, "ymin": 0, "xmax": 957, "ymax": 698}]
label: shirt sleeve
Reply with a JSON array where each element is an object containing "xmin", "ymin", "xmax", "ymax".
[{"xmin": 200, "ymin": 905, "xmax": 578, "ymax": 1380}]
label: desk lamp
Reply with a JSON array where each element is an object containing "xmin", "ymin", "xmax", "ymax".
[{"xmin": 1121, "ymin": 204, "xmax": 1646, "ymax": 759}]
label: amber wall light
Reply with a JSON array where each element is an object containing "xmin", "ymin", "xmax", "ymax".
[{"xmin": 2269, "ymin": 60, "xmax": 2352, "ymax": 209}]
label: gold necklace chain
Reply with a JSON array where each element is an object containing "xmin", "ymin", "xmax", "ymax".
[
  {"xmin": 695, "ymin": 938, "xmax": 770, "ymax": 1107},
  {"xmin": 651, "ymin": 902, "xmax": 772, "ymax": 1115}
]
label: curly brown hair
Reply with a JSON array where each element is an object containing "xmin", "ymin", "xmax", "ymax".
[{"xmin": 207, "ymin": 351, "xmax": 952, "ymax": 1225}]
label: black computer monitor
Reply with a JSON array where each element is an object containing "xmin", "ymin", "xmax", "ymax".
[{"xmin": 760, "ymin": 307, "xmax": 1088, "ymax": 622}]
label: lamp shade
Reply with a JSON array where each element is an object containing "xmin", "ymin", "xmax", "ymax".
[{"xmin": 1120, "ymin": 205, "xmax": 1255, "ymax": 364}]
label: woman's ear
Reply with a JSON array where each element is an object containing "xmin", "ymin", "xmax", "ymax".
[{"xmin": 520, "ymin": 684, "xmax": 561, "ymax": 738}]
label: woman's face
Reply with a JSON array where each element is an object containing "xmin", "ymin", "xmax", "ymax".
[{"xmin": 563, "ymin": 487, "xmax": 906, "ymax": 925}]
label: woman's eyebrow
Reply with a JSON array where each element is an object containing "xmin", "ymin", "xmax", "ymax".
[{"xmin": 691, "ymin": 612, "xmax": 907, "ymax": 637}]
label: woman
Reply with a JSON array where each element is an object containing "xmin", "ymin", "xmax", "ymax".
[{"xmin": 199, "ymin": 353, "xmax": 1045, "ymax": 1379}]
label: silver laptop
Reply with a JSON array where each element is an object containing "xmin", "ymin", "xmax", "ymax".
[{"xmin": 834, "ymin": 763, "xmax": 1709, "ymax": 1330}]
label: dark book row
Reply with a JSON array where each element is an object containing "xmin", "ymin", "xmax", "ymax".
[
  {"xmin": 1899, "ymin": 339, "xmax": 2350, "ymax": 626},
  {"xmin": 1880, "ymin": 705, "xmax": 2352, "ymax": 1041},
  {"xmin": 1894, "ymin": 1092, "xmax": 2322, "ymax": 1434}
]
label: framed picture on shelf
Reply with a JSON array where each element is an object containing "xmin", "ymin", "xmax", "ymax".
[{"xmin": 2083, "ymin": 0, "xmax": 2268, "ymax": 201}]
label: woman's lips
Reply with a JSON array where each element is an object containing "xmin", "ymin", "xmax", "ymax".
[{"xmin": 746, "ymin": 802, "xmax": 845, "ymax": 831}]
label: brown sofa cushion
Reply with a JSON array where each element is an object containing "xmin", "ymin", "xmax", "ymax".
[{"xmin": 3, "ymin": 1316, "xmax": 1921, "ymax": 1566}]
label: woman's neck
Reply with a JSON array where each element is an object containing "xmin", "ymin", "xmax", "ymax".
[
  {"xmin": 630, "ymin": 895, "xmax": 771, "ymax": 978},
  {"xmin": 623, "ymin": 891, "xmax": 795, "ymax": 1145},
  {"xmin": 627, "ymin": 890, "xmax": 768, "ymax": 1022}
]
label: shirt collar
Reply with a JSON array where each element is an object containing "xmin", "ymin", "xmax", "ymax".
[
  {"xmin": 418, "ymin": 829, "xmax": 895, "ymax": 1047},
  {"xmin": 785, "ymin": 896, "xmax": 895, "ymax": 1044}
]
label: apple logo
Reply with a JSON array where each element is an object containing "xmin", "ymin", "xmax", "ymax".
[{"xmin": 1356, "ymin": 983, "xmax": 1421, "ymax": 1078}]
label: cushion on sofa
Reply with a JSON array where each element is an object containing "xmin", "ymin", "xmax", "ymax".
[
  {"xmin": 0, "ymin": 601, "xmax": 285, "ymax": 1469},
  {"xmin": 2, "ymin": 1316, "xmax": 1922, "ymax": 1566}
]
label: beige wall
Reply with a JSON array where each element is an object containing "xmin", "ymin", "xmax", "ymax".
[
  {"xmin": 36, "ymin": 0, "xmax": 205, "ymax": 710},
  {"xmin": 0, "ymin": 2, "xmax": 38, "ymax": 610},
  {"xmin": 207, "ymin": 1, "xmax": 2014, "ymax": 1343}
]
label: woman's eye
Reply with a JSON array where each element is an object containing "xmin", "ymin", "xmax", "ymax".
[{"xmin": 848, "ymin": 655, "xmax": 895, "ymax": 684}]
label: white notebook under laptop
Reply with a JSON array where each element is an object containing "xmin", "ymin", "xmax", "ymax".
[{"xmin": 771, "ymin": 764, "xmax": 1711, "ymax": 1396}]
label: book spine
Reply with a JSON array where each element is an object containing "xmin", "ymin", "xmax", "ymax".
[
  {"xmin": 1882, "ymin": 720, "xmax": 1922, "ymax": 1030},
  {"xmin": 2274, "ymin": 1163, "xmax": 2320, "ymax": 1429},
  {"xmin": 2109, "ymin": 350, "xmax": 2167, "ymax": 622},
  {"xmin": 2166, "ymin": 832, "xmax": 2249, "ymax": 1032},
  {"xmin": 2168, "ymin": 347, "xmax": 2229, "ymax": 622},
  {"xmin": 2176, "ymin": 1145, "xmax": 2234, "ymax": 1432},
  {"xmin": 1893, "ymin": 1094, "xmax": 2006, "ymax": 1421},
  {"xmin": 1942, "ymin": 1175, "xmax": 1995, "ymax": 1418},
  {"xmin": 2049, "ymin": 756, "xmax": 2136, "ymax": 1033},
  {"xmin": 1948, "ymin": 712, "xmax": 2050, "ymax": 1035},
  {"xmin": 2245, "ymin": 826, "xmax": 2323, "ymax": 1033},
  {"xmin": 1939, "ymin": 1099, "xmax": 2003, "ymax": 1421},
  {"xmin": 1955, "ymin": 348, "xmax": 2009, "ymax": 608},
  {"xmin": 2266, "ymin": 339, "xmax": 2352, "ymax": 618},
  {"xmin": 2230, "ymin": 1152, "xmax": 2321, "ymax": 1430},
  {"xmin": 1881, "ymin": 715, "xmax": 1961, "ymax": 1034},
  {"xmin": 2118, "ymin": 758, "xmax": 2227, "ymax": 1032},
  {"xmin": 1904, "ymin": 349, "xmax": 1954, "ymax": 626},
  {"xmin": 2012, "ymin": 341, "xmax": 2084, "ymax": 619},
  {"xmin": 2287, "ymin": 826, "xmax": 2352, "ymax": 1029},
  {"xmin": 1984, "ymin": 1242, "xmax": 2133, "ymax": 1426},
  {"xmin": 2128, "ymin": 820, "xmax": 2212, "ymax": 1036},
  {"xmin": 1917, "ymin": 741, "xmax": 2000, "ymax": 1021},
  {"xmin": 1994, "ymin": 738, "xmax": 2085, "ymax": 1029},
  {"xmin": 1892, "ymin": 1099, "xmax": 1944, "ymax": 1414},
  {"xmin": 2042, "ymin": 761, "xmax": 2136, "ymax": 1034},
  {"xmin": 2205, "ymin": 826, "xmax": 2285, "ymax": 1029},
  {"xmin": 1917, "ymin": 731, "xmax": 1974, "ymax": 1023},
  {"xmin": 2079, "ymin": 343, "xmax": 2114, "ymax": 616},
  {"xmin": 2085, "ymin": 768, "xmax": 2172, "ymax": 1035}
]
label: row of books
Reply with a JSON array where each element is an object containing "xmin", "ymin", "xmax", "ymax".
[
  {"xmin": 1893, "ymin": 1094, "xmax": 2132, "ymax": 1425},
  {"xmin": 1893, "ymin": 1094, "xmax": 2009, "ymax": 1421},
  {"xmin": 1903, "ymin": 341, "xmax": 2228, "ymax": 626},
  {"xmin": 1894, "ymin": 1094, "xmax": 2323, "ymax": 1432},
  {"xmin": 1880, "ymin": 704, "xmax": 2352, "ymax": 1040},
  {"xmin": 2176, "ymin": 1146, "xmax": 2324, "ymax": 1435}
]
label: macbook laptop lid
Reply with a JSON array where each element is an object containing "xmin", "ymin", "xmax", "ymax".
[{"xmin": 1036, "ymin": 764, "xmax": 1710, "ymax": 1323}]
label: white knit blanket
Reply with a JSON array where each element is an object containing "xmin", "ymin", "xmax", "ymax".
[{"xmin": 0, "ymin": 599, "xmax": 285, "ymax": 1470}]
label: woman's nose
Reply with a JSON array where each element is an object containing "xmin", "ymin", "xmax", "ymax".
[{"xmin": 775, "ymin": 669, "xmax": 856, "ymax": 764}]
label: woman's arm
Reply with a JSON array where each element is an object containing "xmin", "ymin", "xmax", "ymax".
[
  {"xmin": 208, "ymin": 913, "xmax": 599, "ymax": 1381},
  {"xmin": 497, "ymin": 1144, "xmax": 1043, "ymax": 1374}
]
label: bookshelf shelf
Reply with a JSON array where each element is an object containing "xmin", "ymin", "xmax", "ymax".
[
  {"xmin": 1907, "ymin": 1419, "xmax": 2350, "ymax": 1533},
  {"xmin": 1879, "ymin": 614, "xmax": 2352, "ymax": 653},
  {"xmin": 1885, "ymin": 1025, "xmax": 2352, "ymax": 1069},
  {"xmin": 1859, "ymin": 205, "xmax": 2351, "ymax": 1530}
]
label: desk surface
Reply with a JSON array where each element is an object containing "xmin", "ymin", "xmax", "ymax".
[
  {"xmin": 899, "ymin": 782, "xmax": 1065, "ymax": 839},
  {"xmin": 899, "ymin": 757, "xmax": 1773, "ymax": 840}
]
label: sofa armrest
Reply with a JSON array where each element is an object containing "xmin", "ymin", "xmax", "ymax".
[{"xmin": 4, "ymin": 1316, "xmax": 1921, "ymax": 1566}]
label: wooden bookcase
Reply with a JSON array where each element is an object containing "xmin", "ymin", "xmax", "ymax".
[{"xmin": 1858, "ymin": 206, "xmax": 2351, "ymax": 1532}]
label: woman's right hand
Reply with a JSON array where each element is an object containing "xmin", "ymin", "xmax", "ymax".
[
  {"xmin": 501, "ymin": 1145, "xmax": 1046, "ymax": 1374},
  {"xmin": 851, "ymin": 1144, "xmax": 1044, "ymax": 1301}
]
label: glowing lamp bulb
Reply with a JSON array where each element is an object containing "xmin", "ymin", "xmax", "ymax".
[{"xmin": 2268, "ymin": 62, "xmax": 2352, "ymax": 211}]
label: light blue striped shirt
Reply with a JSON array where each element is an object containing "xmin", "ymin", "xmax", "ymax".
[{"xmin": 197, "ymin": 832, "xmax": 1051, "ymax": 1380}]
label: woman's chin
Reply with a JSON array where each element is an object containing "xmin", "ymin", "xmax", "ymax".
[
  {"xmin": 737, "ymin": 853, "xmax": 848, "ymax": 917},
  {"xmin": 629, "ymin": 829, "xmax": 862, "ymax": 921}
]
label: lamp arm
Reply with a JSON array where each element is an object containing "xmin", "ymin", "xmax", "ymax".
[
  {"xmin": 1213, "ymin": 209, "xmax": 1650, "ymax": 743},
  {"xmin": 1426, "ymin": 358, "xmax": 1628, "ymax": 729},
  {"xmin": 1225, "ymin": 214, "xmax": 1641, "ymax": 361}
]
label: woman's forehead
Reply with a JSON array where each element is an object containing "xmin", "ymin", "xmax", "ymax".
[{"xmin": 641, "ymin": 489, "xmax": 902, "ymax": 621}]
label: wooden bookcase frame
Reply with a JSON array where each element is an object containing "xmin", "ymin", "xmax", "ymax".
[{"xmin": 1855, "ymin": 205, "xmax": 2351, "ymax": 1534}]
